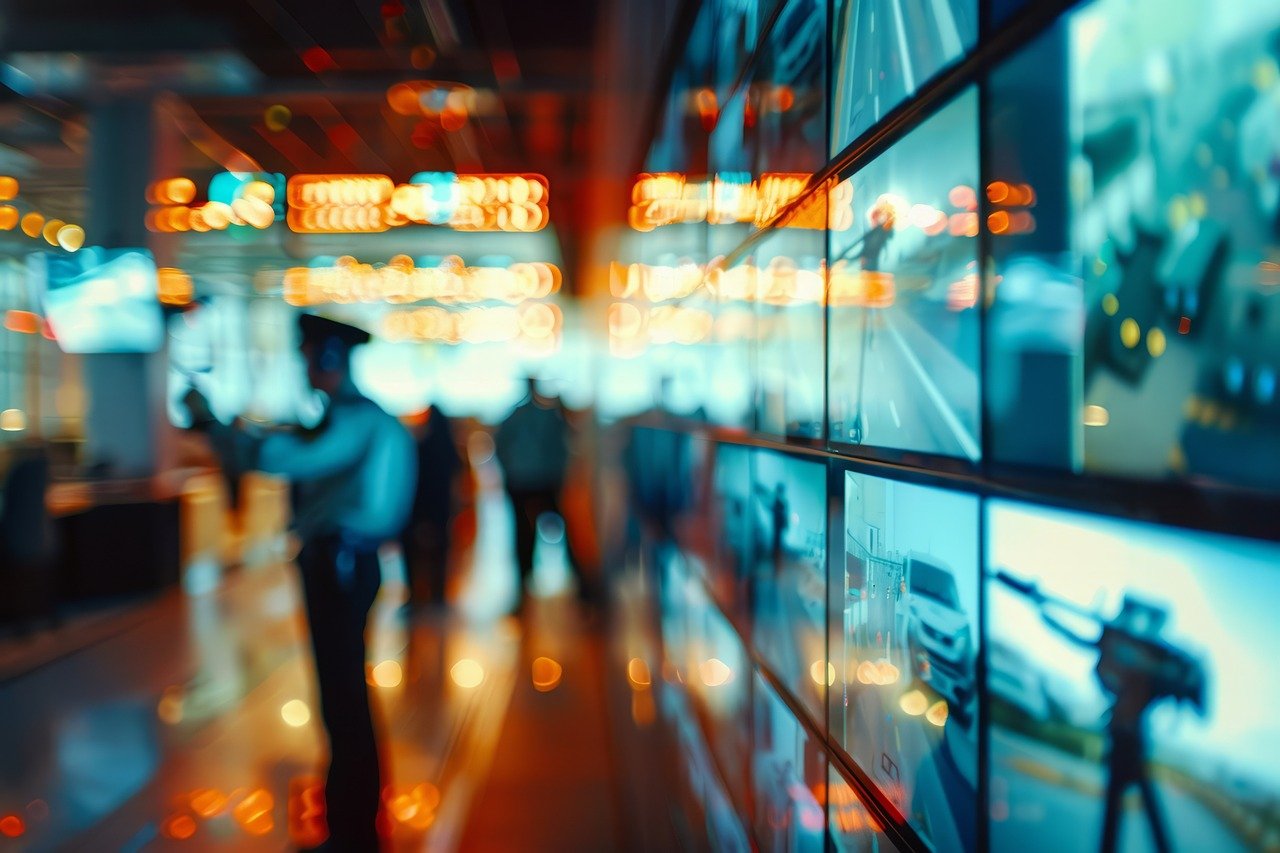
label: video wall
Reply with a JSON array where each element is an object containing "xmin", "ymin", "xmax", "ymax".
[{"xmin": 625, "ymin": 0, "xmax": 1280, "ymax": 850}]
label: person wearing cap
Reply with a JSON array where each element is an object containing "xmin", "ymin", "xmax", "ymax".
[{"xmin": 185, "ymin": 313, "xmax": 415, "ymax": 851}]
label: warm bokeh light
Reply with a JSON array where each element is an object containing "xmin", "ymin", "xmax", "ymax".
[
  {"xmin": 0, "ymin": 409, "xmax": 27, "ymax": 432},
  {"xmin": 56, "ymin": 223, "xmax": 85, "ymax": 252},
  {"xmin": 189, "ymin": 788, "xmax": 229, "ymax": 819},
  {"xmin": 0, "ymin": 205, "xmax": 18, "ymax": 230},
  {"xmin": 0, "ymin": 815, "xmax": 24, "ymax": 838},
  {"xmin": 451, "ymin": 658, "xmax": 485, "ymax": 688},
  {"xmin": 384, "ymin": 782, "xmax": 440, "ymax": 830},
  {"xmin": 626, "ymin": 657, "xmax": 651, "ymax": 689},
  {"xmin": 698, "ymin": 657, "xmax": 732, "ymax": 688},
  {"xmin": 926, "ymin": 700, "xmax": 949, "ymax": 727},
  {"xmin": 264, "ymin": 104, "xmax": 292, "ymax": 131},
  {"xmin": 281, "ymin": 699, "xmax": 311, "ymax": 727},
  {"xmin": 809, "ymin": 660, "xmax": 836, "ymax": 687},
  {"xmin": 234, "ymin": 789, "xmax": 275, "ymax": 836},
  {"xmin": 370, "ymin": 659, "xmax": 403, "ymax": 688},
  {"xmin": 0, "ymin": 176, "xmax": 18, "ymax": 200},
  {"xmin": 288, "ymin": 776, "xmax": 327, "ymax": 848},
  {"xmin": 1120, "ymin": 317, "xmax": 1141, "ymax": 349},
  {"xmin": 20, "ymin": 212, "xmax": 44, "ymax": 238},
  {"xmin": 898, "ymin": 689, "xmax": 928, "ymax": 716},
  {"xmin": 158, "ymin": 268, "xmax": 195, "ymax": 306},
  {"xmin": 160, "ymin": 814, "xmax": 196, "ymax": 840},
  {"xmin": 1084, "ymin": 404, "xmax": 1110, "ymax": 427},
  {"xmin": 5, "ymin": 309, "xmax": 40, "ymax": 334},
  {"xmin": 531, "ymin": 656, "xmax": 563, "ymax": 692},
  {"xmin": 157, "ymin": 686, "xmax": 185, "ymax": 724}
]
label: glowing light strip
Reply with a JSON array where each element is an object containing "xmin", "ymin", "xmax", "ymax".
[
  {"xmin": 283, "ymin": 255, "xmax": 561, "ymax": 306},
  {"xmin": 382, "ymin": 302, "xmax": 562, "ymax": 347},
  {"xmin": 629, "ymin": 173, "xmax": 853, "ymax": 231},
  {"xmin": 287, "ymin": 172, "xmax": 549, "ymax": 234}
]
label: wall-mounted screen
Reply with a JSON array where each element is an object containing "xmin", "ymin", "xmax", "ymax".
[
  {"xmin": 830, "ymin": 0, "xmax": 976, "ymax": 154},
  {"xmin": 34, "ymin": 248, "xmax": 163, "ymax": 354},
  {"xmin": 750, "ymin": 450, "xmax": 827, "ymax": 718},
  {"xmin": 987, "ymin": 0, "xmax": 1280, "ymax": 489},
  {"xmin": 987, "ymin": 501, "xmax": 1280, "ymax": 852},
  {"xmin": 831, "ymin": 470, "xmax": 978, "ymax": 850},
  {"xmin": 827, "ymin": 89, "xmax": 981, "ymax": 460}
]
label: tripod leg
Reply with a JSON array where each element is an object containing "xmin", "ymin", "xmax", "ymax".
[
  {"xmin": 1099, "ymin": 771, "xmax": 1126, "ymax": 853},
  {"xmin": 1138, "ymin": 765, "xmax": 1173, "ymax": 853}
]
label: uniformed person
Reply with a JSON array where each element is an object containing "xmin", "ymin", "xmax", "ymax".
[{"xmin": 185, "ymin": 313, "xmax": 415, "ymax": 850}]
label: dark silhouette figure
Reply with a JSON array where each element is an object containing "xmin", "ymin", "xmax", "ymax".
[
  {"xmin": 494, "ymin": 377, "xmax": 591, "ymax": 609},
  {"xmin": 996, "ymin": 572, "xmax": 1207, "ymax": 853},
  {"xmin": 187, "ymin": 314, "xmax": 415, "ymax": 851},
  {"xmin": 755, "ymin": 482, "xmax": 790, "ymax": 572},
  {"xmin": 0, "ymin": 442, "xmax": 57, "ymax": 633},
  {"xmin": 402, "ymin": 405, "xmax": 461, "ymax": 606}
]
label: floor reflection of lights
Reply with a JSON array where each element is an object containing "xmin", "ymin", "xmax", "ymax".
[{"xmin": 0, "ymin": 510, "xmax": 531, "ymax": 851}]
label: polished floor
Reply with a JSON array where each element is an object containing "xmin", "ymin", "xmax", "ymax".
[{"xmin": 0, "ymin": 483, "xmax": 621, "ymax": 851}]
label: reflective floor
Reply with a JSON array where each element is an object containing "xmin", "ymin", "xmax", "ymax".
[{"xmin": 0, "ymin": 481, "xmax": 619, "ymax": 851}]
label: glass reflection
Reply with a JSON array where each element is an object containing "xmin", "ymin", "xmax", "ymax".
[
  {"xmin": 752, "ymin": 670, "xmax": 827, "ymax": 851},
  {"xmin": 828, "ymin": 89, "xmax": 980, "ymax": 459},
  {"xmin": 830, "ymin": 0, "xmax": 976, "ymax": 153},
  {"xmin": 828, "ymin": 767, "xmax": 902, "ymax": 852},
  {"xmin": 831, "ymin": 471, "xmax": 978, "ymax": 850},
  {"xmin": 753, "ymin": 211, "xmax": 826, "ymax": 438},
  {"xmin": 987, "ymin": 0, "xmax": 1280, "ymax": 488},
  {"xmin": 751, "ymin": 450, "xmax": 827, "ymax": 719}
]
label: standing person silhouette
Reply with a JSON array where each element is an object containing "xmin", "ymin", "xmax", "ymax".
[
  {"xmin": 402, "ymin": 403, "xmax": 461, "ymax": 607},
  {"xmin": 997, "ymin": 572, "xmax": 1206, "ymax": 853},
  {"xmin": 494, "ymin": 377, "xmax": 592, "ymax": 612},
  {"xmin": 185, "ymin": 314, "xmax": 415, "ymax": 850}
]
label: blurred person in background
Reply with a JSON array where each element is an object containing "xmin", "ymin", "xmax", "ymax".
[
  {"xmin": 0, "ymin": 440, "xmax": 57, "ymax": 636},
  {"xmin": 494, "ymin": 376, "xmax": 594, "ymax": 612},
  {"xmin": 401, "ymin": 403, "xmax": 461, "ymax": 608},
  {"xmin": 184, "ymin": 314, "xmax": 414, "ymax": 851}
]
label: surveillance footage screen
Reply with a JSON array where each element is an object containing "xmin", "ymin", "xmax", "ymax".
[
  {"xmin": 986, "ymin": 0, "xmax": 1280, "ymax": 489},
  {"xmin": 750, "ymin": 450, "xmax": 827, "ymax": 719},
  {"xmin": 986, "ymin": 501, "xmax": 1280, "ymax": 853},
  {"xmin": 827, "ymin": 89, "xmax": 981, "ymax": 461},
  {"xmin": 753, "ymin": 670, "xmax": 827, "ymax": 852},
  {"xmin": 829, "ymin": 0, "xmax": 976, "ymax": 154},
  {"xmin": 753, "ymin": 0, "xmax": 826, "ymax": 175},
  {"xmin": 831, "ymin": 471, "xmax": 979, "ymax": 851},
  {"xmin": 754, "ymin": 223, "xmax": 827, "ymax": 440}
]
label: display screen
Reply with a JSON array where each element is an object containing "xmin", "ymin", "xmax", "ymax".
[
  {"xmin": 753, "ymin": 0, "xmax": 826, "ymax": 175},
  {"xmin": 986, "ymin": 0, "xmax": 1280, "ymax": 489},
  {"xmin": 827, "ymin": 89, "xmax": 981, "ymax": 460},
  {"xmin": 831, "ymin": 470, "xmax": 978, "ymax": 850},
  {"xmin": 987, "ymin": 501, "xmax": 1280, "ymax": 852},
  {"xmin": 830, "ymin": 0, "xmax": 976, "ymax": 154},
  {"xmin": 750, "ymin": 450, "xmax": 827, "ymax": 717},
  {"xmin": 753, "ymin": 218, "xmax": 826, "ymax": 439},
  {"xmin": 35, "ymin": 248, "xmax": 163, "ymax": 354},
  {"xmin": 752, "ymin": 670, "xmax": 827, "ymax": 851}
]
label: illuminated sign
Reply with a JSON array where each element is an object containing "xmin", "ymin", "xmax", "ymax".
[
  {"xmin": 283, "ymin": 255, "xmax": 561, "ymax": 306},
  {"xmin": 147, "ymin": 174, "xmax": 282, "ymax": 234},
  {"xmin": 382, "ymin": 302, "xmax": 562, "ymax": 348},
  {"xmin": 629, "ymin": 173, "xmax": 853, "ymax": 232},
  {"xmin": 287, "ymin": 173, "xmax": 549, "ymax": 234}
]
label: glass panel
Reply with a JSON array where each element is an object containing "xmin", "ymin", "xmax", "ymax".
[
  {"xmin": 754, "ymin": 0, "xmax": 827, "ymax": 175},
  {"xmin": 750, "ymin": 450, "xmax": 828, "ymax": 719},
  {"xmin": 753, "ymin": 198, "xmax": 827, "ymax": 438},
  {"xmin": 828, "ymin": 767, "xmax": 904, "ymax": 852},
  {"xmin": 830, "ymin": 469, "xmax": 979, "ymax": 850},
  {"xmin": 986, "ymin": 500, "xmax": 1280, "ymax": 852},
  {"xmin": 828, "ymin": 88, "xmax": 981, "ymax": 460},
  {"xmin": 752, "ymin": 671, "xmax": 828, "ymax": 851},
  {"xmin": 830, "ymin": 0, "xmax": 977, "ymax": 153},
  {"xmin": 707, "ymin": 443, "xmax": 755, "ymax": 621},
  {"xmin": 986, "ymin": 0, "xmax": 1280, "ymax": 488}
]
